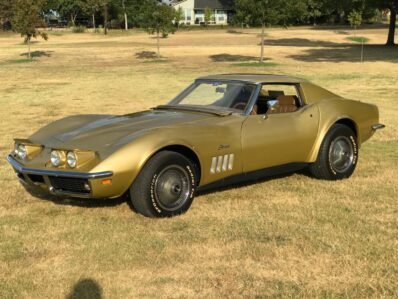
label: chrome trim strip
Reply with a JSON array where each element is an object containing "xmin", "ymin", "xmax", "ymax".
[
  {"xmin": 6, "ymin": 155, "xmax": 113, "ymax": 179},
  {"xmin": 228, "ymin": 154, "xmax": 234, "ymax": 171},
  {"xmin": 210, "ymin": 157, "xmax": 217, "ymax": 174},
  {"xmin": 222, "ymin": 155, "xmax": 229, "ymax": 172},
  {"xmin": 371, "ymin": 124, "xmax": 385, "ymax": 131},
  {"xmin": 216, "ymin": 156, "xmax": 223, "ymax": 173}
]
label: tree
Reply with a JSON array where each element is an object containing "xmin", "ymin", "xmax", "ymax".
[
  {"xmin": 367, "ymin": 0, "xmax": 397, "ymax": 45},
  {"xmin": 55, "ymin": 0, "xmax": 86, "ymax": 26},
  {"xmin": 84, "ymin": 0, "xmax": 102, "ymax": 29},
  {"xmin": 140, "ymin": 1, "xmax": 176, "ymax": 58},
  {"xmin": 233, "ymin": 0, "xmax": 254, "ymax": 28},
  {"xmin": 103, "ymin": 0, "xmax": 109, "ymax": 34},
  {"xmin": 235, "ymin": 0, "xmax": 286, "ymax": 63},
  {"xmin": 306, "ymin": 0, "xmax": 323, "ymax": 25},
  {"xmin": 121, "ymin": 0, "xmax": 128, "ymax": 30},
  {"xmin": 12, "ymin": 0, "xmax": 48, "ymax": 59},
  {"xmin": 0, "ymin": 0, "xmax": 13, "ymax": 26},
  {"xmin": 348, "ymin": 10, "xmax": 362, "ymax": 32},
  {"xmin": 174, "ymin": 6, "xmax": 184, "ymax": 28},
  {"xmin": 204, "ymin": 7, "xmax": 213, "ymax": 26}
]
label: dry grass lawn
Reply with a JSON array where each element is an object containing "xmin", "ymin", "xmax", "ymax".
[{"xmin": 0, "ymin": 26, "xmax": 397, "ymax": 298}]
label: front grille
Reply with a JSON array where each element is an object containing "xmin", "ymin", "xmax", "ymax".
[
  {"xmin": 48, "ymin": 177, "xmax": 90, "ymax": 194},
  {"xmin": 16, "ymin": 172, "xmax": 26, "ymax": 182},
  {"xmin": 28, "ymin": 174, "xmax": 45, "ymax": 183}
]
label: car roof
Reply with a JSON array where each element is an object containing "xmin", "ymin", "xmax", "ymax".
[{"xmin": 197, "ymin": 74, "xmax": 306, "ymax": 84}]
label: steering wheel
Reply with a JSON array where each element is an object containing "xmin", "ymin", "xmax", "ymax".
[{"xmin": 232, "ymin": 102, "xmax": 247, "ymax": 111}]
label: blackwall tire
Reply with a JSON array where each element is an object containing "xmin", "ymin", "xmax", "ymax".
[
  {"xmin": 129, "ymin": 151, "xmax": 197, "ymax": 218},
  {"xmin": 309, "ymin": 124, "xmax": 358, "ymax": 180}
]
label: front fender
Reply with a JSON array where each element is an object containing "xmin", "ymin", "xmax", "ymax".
[{"xmin": 90, "ymin": 130, "xmax": 199, "ymax": 197}]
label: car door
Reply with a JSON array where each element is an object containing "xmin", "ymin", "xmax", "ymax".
[{"xmin": 241, "ymin": 84, "xmax": 320, "ymax": 173}]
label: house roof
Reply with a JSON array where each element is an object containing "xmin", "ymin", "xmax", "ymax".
[{"xmin": 194, "ymin": 0, "xmax": 235, "ymax": 10}]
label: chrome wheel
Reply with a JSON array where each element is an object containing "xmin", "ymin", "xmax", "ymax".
[
  {"xmin": 329, "ymin": 136, "xmax": 354, "ymax": 173},
  {"xmin": 154, "ymin": 165, "xmax": 190, "ymax": 211}
]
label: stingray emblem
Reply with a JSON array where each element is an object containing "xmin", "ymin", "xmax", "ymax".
[{"xmin": 218, "ymin": 144, "xmax": 230, "ymax": 150}]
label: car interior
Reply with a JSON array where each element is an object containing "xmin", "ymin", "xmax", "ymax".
[{"xmin": 250, "ymin": 85, "xmax": 302, "ymax": 115}]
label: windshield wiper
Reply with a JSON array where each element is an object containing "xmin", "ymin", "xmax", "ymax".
[{"xmin": 153, "ymin": 105, "xmax": 233, "ymax": 117}]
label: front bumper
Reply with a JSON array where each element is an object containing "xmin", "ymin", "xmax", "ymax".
[
  {"xmin": 7, "ymin": 155, "xmax": 113, "ymax": 198},
  {"xmin": 371, "ymin": 124, "xmax": 385, "ymax": 131}
]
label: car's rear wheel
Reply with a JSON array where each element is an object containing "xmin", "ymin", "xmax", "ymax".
[
  {"xmin": 129, "ymin": 151, "xmax": 197, "ymax": 218},
  {"xmin": 309, "ymin": 124, "xmax": 358, "ymax": 180}
]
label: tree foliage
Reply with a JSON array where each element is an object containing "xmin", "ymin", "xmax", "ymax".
[
  {"xmin": 83, "ymin": 0, "xmax": 102, "ymax": 29},
  {"xmin": 56, "ymin": 0, "xmax": 86, "ymax": 26},
  {"xmin": 174, "ymin": 6, "xmax": 184, "ymax": 28},
  {"xmin": 12, "ymin": 0, "xmax": 49, "ymax": 59},
  {"xmin": 366, "ymin": 0, "xmax": 397, "ymax": 45},
  {"xmin": 235, "ymin": 0, "xmax": 307, "ymax": 62},
  {"xmin": 204, "ymin": 7, "xmax": 213, "ymax": 26},
  {"xmin": 348, "ymin": 10, "xmax": 363, "ymax": 30},
  {"xmin": 140, "ymin": 1, "xmax": 176, "ymax": 58},
  {"xmin": 0, "ymin": 0, "xmax": 13, "ymax": 22}
]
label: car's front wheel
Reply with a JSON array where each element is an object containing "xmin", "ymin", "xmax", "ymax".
[
  {"xmin": 309, "ymin": 124, "xmax": 358, "ymax": 180},
  {"xmin": 129, "ymin": 151, "xmax": 197, "ymax": 218}
]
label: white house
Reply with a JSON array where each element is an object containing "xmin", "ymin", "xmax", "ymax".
[{"xmin": 172, "ymin": 0, "xmax": 235, "ymax": 25}]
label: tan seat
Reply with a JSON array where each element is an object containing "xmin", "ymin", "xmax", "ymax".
[
  {"xmin": 251, "ymin": 105, "xmax": 258, "ymax": 115},
  {"xmin": 268, "ymin": 95, "xmax": 298, "ymax": 114}
]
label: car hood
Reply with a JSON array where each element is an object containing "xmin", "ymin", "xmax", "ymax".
[{"xmin": 29, "ymin": 110, "xmax": 216, "ymax": 154}]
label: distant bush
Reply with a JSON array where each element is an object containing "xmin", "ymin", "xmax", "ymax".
[{"xmin": 71, "ymin": 26, "xmax": 86, "ymax": 33}]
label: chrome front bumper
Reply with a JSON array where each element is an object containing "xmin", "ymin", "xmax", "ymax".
[
  {"xmin": 372, "ymin": 124, "xmax": 385, "ymax": 131},
  {"xmin": 7, "ymin": 155, "xmax": 113, "ymax": 198}
]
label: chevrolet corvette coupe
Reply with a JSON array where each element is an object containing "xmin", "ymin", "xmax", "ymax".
[{"xmin": 7, "ymin": 74, "xmax": 384, "ymax": 217}]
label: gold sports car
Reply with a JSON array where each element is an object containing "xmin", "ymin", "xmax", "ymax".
[{"xmin": 7, "ymin": 74, "xmax": 385, "ymax": 217}]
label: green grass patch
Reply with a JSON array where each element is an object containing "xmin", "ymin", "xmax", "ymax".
[
  {"xmin": 232, "ymin": 61, "xmax": 279, "ymax": 67},
  {"xmin": 346, "ymin": 36, "xmax": 370, "ymax": 43},
  {"xmin": 2, "ymin": 58, "xmax": 35, "ymax": 65}
]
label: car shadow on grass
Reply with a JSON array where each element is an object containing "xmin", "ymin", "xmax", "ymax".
[{"xmin": 197, "ymin": 165, "xmax": 308, "ymax": 196}]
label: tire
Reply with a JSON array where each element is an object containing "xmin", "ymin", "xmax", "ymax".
[
  {"xmin": 309, "ymin": 124, "xmax": 358, "ymax": 180},
  {"xmin": 129, "ymin": 151, "xmax": 198, "ymax": 218}
]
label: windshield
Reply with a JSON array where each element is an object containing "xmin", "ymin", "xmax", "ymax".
[{"xmin": 169, "ymin": 81, "xmax": 256, "ymax": 112}]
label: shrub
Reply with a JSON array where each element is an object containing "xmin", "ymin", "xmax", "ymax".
[{"xmin": 71, "ymin": 26, "xmax": 86, "ymax": 33}]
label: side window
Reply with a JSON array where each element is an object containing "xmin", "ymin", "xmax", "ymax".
[{"xmin": 252, "ymin": 84, "xmax": 302, "ymax": 115}]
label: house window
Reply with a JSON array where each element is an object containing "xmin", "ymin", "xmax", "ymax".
[
  {"xmin": 195, "ymin": 10, "xmax": 204, "ymax": 23},
  {"xmin": 186, "ymin": 9, "xmax": 191, "ymax": 21},
  {"xmin": 218, "ymin": 10, "xmax": 226, "ymax": 22}
]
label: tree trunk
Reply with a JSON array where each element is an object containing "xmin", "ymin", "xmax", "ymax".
[
  {"xmin": 122, "ymin": 0, "xmax": 128, "ymax": 30},
  {"xmin": 157, "ymin": 30, "xmax": 160, "ymax": 59},
  {"xmin": 386, "ymin": 5, "xmax": 397, "ymax": 46},
  {"xmin": 260, "ymin": 22, "xmax": 265, "ymax": 63},
  {"xmin": 27, "ymin": 37, "xmax": 31, "ymax": 59},
  {"xmin": 104, "ymin": 3, "xmax": 108, "ymax": 35},
  {"xmin": 124, "ymin": 12, "xmax": 128, "ymax": 30},
  {"xmin": 71, "ymin": 13, "xmax": 75, "ymax": 26},
  {"xmin": 92, "ymin": 13, "xmax": 96, "ymax": 30}
]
